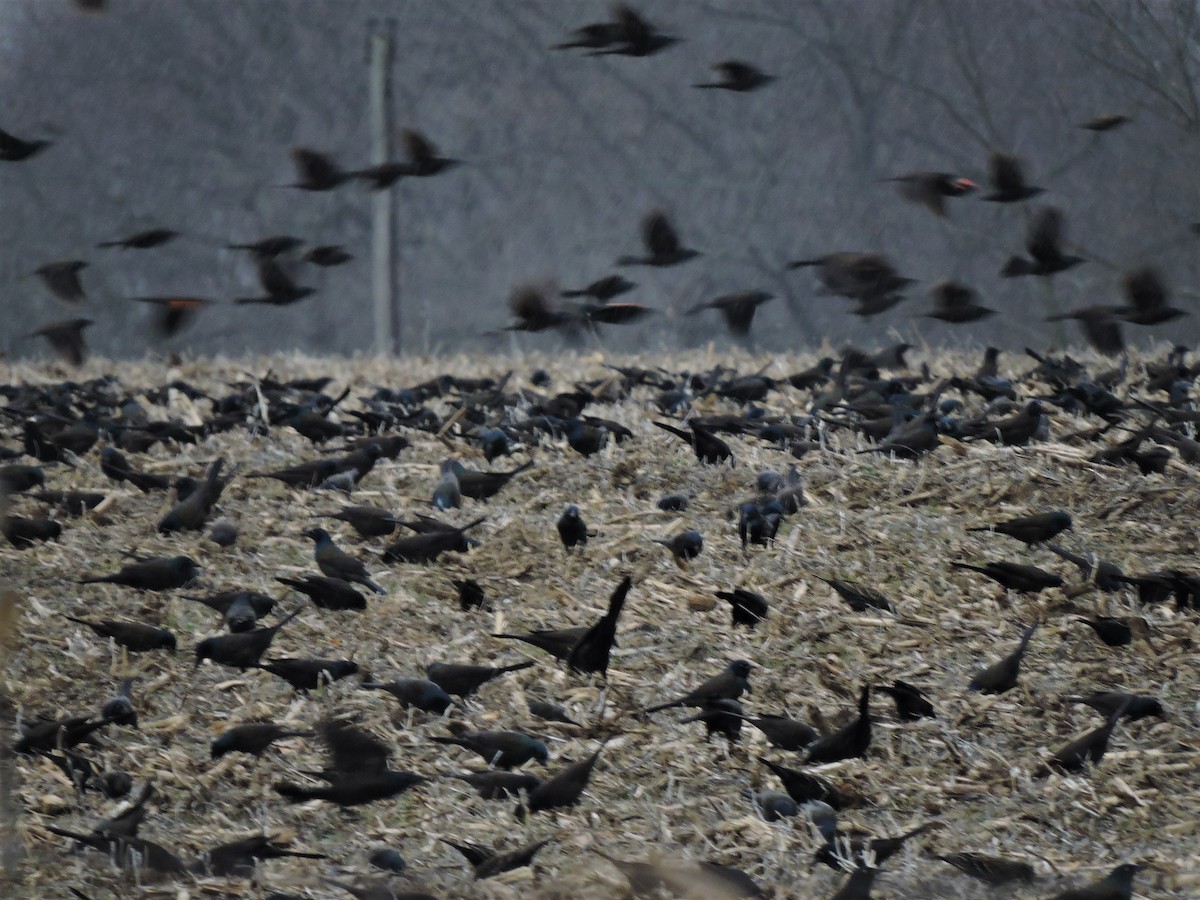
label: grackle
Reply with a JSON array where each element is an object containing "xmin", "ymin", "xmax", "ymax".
[
  {"xmin": 806, "ymin": 686, "xmax": 871, "ymax": 764},
  {"xmin": 211, "ymin": 722, "xmax": 310, "ymax": 759},
  {"xmin": 645, "ymin": 659, "xmax": 751, "ymax": 713},
  {"xmin": 426, "ymin": 660, "xmax": 533, "ymax": 697},
  {"xmin": 304, "ymin": 527, "xmax": 386, "ymax": 593},
  {"xmin": 64, "ymin": 616, "xmax": 175, "ymax": 653},
  {"xmin": 80, "ymin": 555, "xmax": 199, "ymax": 591},
  {"xmin": 969, "ymin": 622, "xmax": 1038, "ymax": 693},
  {"xmin": 194, "ymin": 607, "xmax": 302, "ymax": 670}
]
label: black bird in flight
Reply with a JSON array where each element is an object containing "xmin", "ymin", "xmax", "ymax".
[
  {"xmin": 618, "ymin": 210, "xmax": 700, "ymax": 267},
  {"xmin": 686, "ymin": 290, "xmax": 774, "ymax": 336},
  {"xmin": 97, "ymin": 228, "xmax": 178, "ymax": 250},
  {"xmin": 34, "ymin": 261, "xmax": 89, "ymax": 305},
  {"xmin": 30, "ymin": 318, "xmax": 92, "ymax": 366},
  {"xmin": 923, "ymin": 281, "xmax": 994, "ymax": 323},
  {"xmin": 274, "ymin": 719, "xmax": 425, "ymax": 807},
  {"xmin": 1079, "ymin": 113, "xmax": 1130, "ymax": 131},
  {"xmin": 1001, "ymin": 207, "xmax": 1085, "ymax": 277},
  {"xmin": 886, "ymin": 171, "xmax": 976, "ymax": 217},
  {"xmin": 236, "ymin": 257, "xmax": 315, "ymax": 306},
  {"xmin": 131, "ymin": 296, "xmax": 213, "ymax": 337},
  {"xmin": 593, "ymin": 5, "xmax": 679, "ymax": 57},
  {"xmin": 226, "ymin": 235, "xmax": 304, "ymax": 259},
  {"xmin": 303, "ymin": 244, "xmax": 353, "ymax": 266},
  {"xmin": 0, "ymin": 125, "xmax": 51, "ymax": 161},
  {"xmin": 561, "ymin": 274, "xmax": 635, "ymax": 301},
  {"xmin": 982, "ymin": 151, "xmax": 1044, "ymax": 202},
  {"xmin": 1046, "ymin": 305, "xmax": 1125, "ymax": 356},
  {"xmin": 289, "ymin": 147, "xmax": 353, "ymax": 190},
  {"xmin": 355, "ymin": 128, "xmax": 459, "ymax": 188},
  {"xmin": 694, "ymin": 60, "xmax": 774, "ymax": 92},
  {"xmin": 1117, "ymin": 265, "xmax": 1187, "ymax": 325}
]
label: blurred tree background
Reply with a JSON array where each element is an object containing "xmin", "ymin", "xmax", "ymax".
[{"xmin": 2, "ymin": 0, "xmax": 1199, "ymax": 359}]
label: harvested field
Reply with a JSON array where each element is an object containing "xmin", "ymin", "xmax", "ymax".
[{"xmin": 1, "ymin": 346, "xmax": 1197, "ymax": 899}]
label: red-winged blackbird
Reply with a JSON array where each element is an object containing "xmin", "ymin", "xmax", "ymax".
[
  {"xmin": 235, "ymin": 257, "xmax": 315, "ymax": 306},
  {"xmin": 982, "ymin": 151, "xmax": 1044, "ymax": 202},
  {"xmin": 887, "ymin": 171, "xmax": 976, "ymax": 217},
  {"xmin": 130, "ymin": 296, "xmax": 213, "ymax": 337},
  {"xmin": 694, "ymin": 60, "xmax": 774, "ymax": 92},
  {"xmin": 30, "ymin": 318, "xmax": 92, "ymax": 366},
  {"xmin": 617, "ymin": 210, "xmax": 700, "ymax": 267}
]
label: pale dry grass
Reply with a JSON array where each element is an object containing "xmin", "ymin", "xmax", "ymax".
[{"xmin": 1, "ymin": 345, "xmax": 1197, "ymax": 898}]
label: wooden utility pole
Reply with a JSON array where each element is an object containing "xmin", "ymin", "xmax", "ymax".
[{"xmin": 368, "ymin": 20, "xmax": 399, "ymax": 355}]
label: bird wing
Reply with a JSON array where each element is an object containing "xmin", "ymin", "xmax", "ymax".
[
  {"xmin": 1122, "ymin": 265, "xmax": 1166, "ymax": 313},
  {"xmin": 642, "ymin": 210, "xmax": 680, "ymax": 256},
  {"xmin": 988, "ymin": 152, "xmax": 1023, "ymax": 193},
  {"xmin": 1027, "ymin": 207, "xmax": 1064, "ymax": 260},
  {"xmin": 403, "ymin": 128, "xmax": 437, "ymax": 164}
]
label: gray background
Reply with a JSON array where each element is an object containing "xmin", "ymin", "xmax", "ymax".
[{"xmin": 3, "ymin": 0, "xmax": 1200, "ymax": 359}]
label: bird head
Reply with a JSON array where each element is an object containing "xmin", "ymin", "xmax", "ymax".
[
  {"xmin": 532, "ymin": 741, "xmax": 551, "ymax": 764},
  {"xmin": 729, "ymin": 660, "xmax": 753, "ymax": 679},
  {"xmin": 302, "ymin": 527, "xmax": 329, "ymax": 543}
]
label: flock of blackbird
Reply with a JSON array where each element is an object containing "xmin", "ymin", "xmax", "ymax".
[{"xmin": 2, "ymin": 2, "xmax": 1196, "ymax": 899}]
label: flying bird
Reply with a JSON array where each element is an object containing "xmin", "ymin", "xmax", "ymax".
[
  {"xmin": 30, "ymin": 318, "xmax": 93, "ymax": 366},
  {"xmin": 694, "ymin": 60, "xmax": 774, "ymax": 92},
  {"xmin": 131, "ymin": 296, "xmax": 213, "ymax": 337},
  {"xmin": 982, "ymin": 151, "xmax": 1044, "ymax": 202},
  {"xmin": 34, "ymin": 261, "xmax": 89, "ymax": 305},
  {"xmin": 886, "ymin": 171, "xmax": 976, "ymax": 216},
  {"xmin": 618, "ymin": 211, "xmax": 700, "ymax": 267}
]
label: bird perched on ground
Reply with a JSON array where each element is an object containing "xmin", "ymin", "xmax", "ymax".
[
  {"xmin": 931, "ymin": 851, "xmax": 1038, "ymax": 886},
  {"xmin": 360, "ymin": 677, "xmax": 453, "ymax": 714},
  {"xmin": 715, "ymin": 588, "xmax": 769, "ymax": 628},
  {"xmin": 953, "ymin": 558, "xmax": 1063, "ymax": 594},
  {"xmin": 211, "ymin": 722, "xmax": 310, "ymax": 759},
  {"xmin": 320, "ymin": 505, "xmax": 400, "ymax": 538},
  {"xmin": 64, "ymin": 616, "xmax": 176, "ymax": 653},
  {"xmin": 687, "ymin": 290, "xmax": 774, "ymax": 337},
  {"xmin": 303, "ymin": 527, "xmax": 386, "ymax": 594},
  {"xmin": 194, "ymin": 608, "xmax": 302, "ymax": 670},
  {"xmin": 982, "ymin": 151, "xmax": 1044, "ymax": 202},
  {"xmin": 653, "ymin": 530, "xmax": 703, "ymax": 566},
  {"xmin": 1048, "ymin": 863, "xmax": 1142, "ymax": 900},
  {"xmin": 1073, "ymin": 615, "xmax": 1134, "ymax": 647},
  {"xmin": 80, "ymin": 555, "xmax": 199, "ymax": 591},
  {"xmin": 1067, "ymin": 691, "xmax": 1164, "ymax": 721},
  {"xmin": 276, "ymin": 575, "xmax": 366, "ymax": 611},
  {"xmin": 875, "ymin": 680, "xmax": 936, "ymax": 720},
  {"xmin": 886, "ymin": 171, "xmax": 976, "ymax": 217},
  {"xmin": 518, "ymin": 744, "xmax": 604, "ymax": 817},
  {"xmin": 969, "ymin": 622, "xmax": 1038, "ymax": 693},
  {"xmin": 34, "ymin": 260, "xmax": 89, "ymax": 304},
  {"xmin": 101, "ymin": 678, "xmax": 138, "ymax": 727},
  {"xmin": 556, "ymin": 504, "xmax": 589, "ymax": 550},
  {"xmin": 446, "ymin": 837, "xmax": 552, "ymax": 880},
  {"xmin": 1001, "ymin": 207, "xmax": 1084, "ymax": 277},
  {"xmin": 275, "ymin": 719, "xmax": 424, "ymax": 807},
  {"xmin": 654, "ymin": 420, "xmax": 732, "ymax": 464},
  {"xmin": 158, "ymin": 458, "xmax": 231, "ymax": 533},
  {"xmin": 694, "ymin": 60, "xmax": 774, "ymax": 91},
  {"xmin": 1048, "ymin": 699, "xmax": 1130, "ymax": 772},
  {"xmin": 30, "ymin": 318, "xmax": 93, "ymax": 366},
  {"xmin": 432, "ymin": 729, "xmax": 549, "ymax": 769},
  {"xmin": 97, "ymin": 228, "xmax": 178, "ymax": 250},
  {"xmin": 969, "ymin": 510, "xmax": 1072, "ymax": 546},
  {"xmin": 644, "ymin": 660, "xmax": 752, "ymax": 713},
  {"xmin": 618, "ymin": 210, "xmax": 699, "ymax": 267},
  {"xmin": 806, "ymin": 685, "xmax": 872, "ymax": 764},
  {"xmin": 425, "ymin": 660, "xmax": 533, "ymax": 698},
  {"xmin": 257, "ymin": 658, "xmax": 360, "ymax": 692},
  {"xmin": 817, "ymin": 577, "xmax": 895, "ymax": 613},
  {"xmin": 568, "ymin": 575, "xmax": 631, "ymax": 676}
]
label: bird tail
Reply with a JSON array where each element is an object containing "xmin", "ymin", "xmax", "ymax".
[
  {"xmin": 643, "ymin": 699, "xmax": 680, "ymax": 714},
  {"xmin": 498, "ymin": 660, "xmax": 535, "ymax": 675},
  {"xmin": 275, "ymin": 782, "xmax": 321, "ymax": 803},
  {"xmin": 652, "ymin": 420, "xmax": 689, "ymax": 440},
  {"xmin": 949, "ymin": 562, "xmax": 982, "ymax": 574},
  {"xmin": 364, "ymin": 577, "xmax": 387, "ymax": 595},
  {"xmin": 785, "ymin": 258, "xmax": 821, "ymax": 269},
  {"xmin": 431, "ymin": 736, "xmax": 470, "ymax": 749}
]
